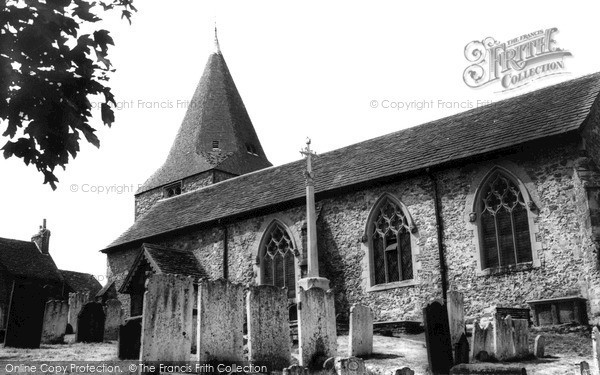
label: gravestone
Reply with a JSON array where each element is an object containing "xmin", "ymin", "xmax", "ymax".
[
  {"xmin": 349, "ymin": 304, "xmax": 373, "ymax": 357},
  {"xmin": 580, "ymin": 361, "xmax": 591, "ymax": 375},
  {"xmin": 68, "ymin": 291, "xmax": 89, "ymax": 334},
  {"xmin": 512, "ymin": 319, "xmax": 529, "ymax": 359},
  {"xmin": 140, "ymin": 274, "xmax": 194, "ymax": 363},
  {"xmin": 334, "ymin": 357, "xmax": 367, "ymax": 375},
  {"xmin": 41, "ymin": 300, "xmax": 68, "ymax": 344},
  {"xmin": 4, "ymin": 282, "xmax": 46, "ymax": 348},
  {"xmin": 533, "ymin": 335, "xmax": 544, "ymax": 358},
  {"xmin": 395, "ymin": 368, "xmax": 415, "ymax": 375},
  {"xmin": 454, "ymin": 333, "xmax": 469, "ymax": 365},
  {"xmin": 247, "ymin": 285, "xmax": 291, "ymax": 370},
  {"xmin": 118, "ymin": 317, "xmax": 142, "ymax": 360},
  {"xmin": 423, "ymin": 300, "xmax": 453, "ymax": 374},
  {"xmin": 103, "ymin": 299, "xmax": 123, "ymax": 341},
  {"xmin": 76, "ymin": 302, "xmax": 105, "ymax": 342},
  {"xmin": 471, "ymin": 319, "xmax": 494, "ymax": 361},
  {"xmin": 298, "ymin": 286, "xmax": 337, "ymax": 369},
  {"xmin": 447, "ymin": 291, "xmax": 465, "ymax": 362},
  {"xmin": 593, "ymin": 327, "xmax": 600, "ymax": 375},
  {"xmin": 493, "ymin": 314, "xmax": 515, "ymax": 361},
  {"xmin": 197, "ymin": 279, "xmax": 245, "ymax": 363},
  {"xmin": 283, "ymin": 365, "xmax": 308, "ymax": 375}
]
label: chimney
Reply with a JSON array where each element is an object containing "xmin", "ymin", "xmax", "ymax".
[{"xmin": 31, "ymin": 219, "xmax": 51, "ymax": 254}]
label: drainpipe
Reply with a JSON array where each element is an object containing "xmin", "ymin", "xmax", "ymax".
[
  {"xmin": 222, "ymin": 225, "xmax": 229, "ymax": 280},
  {"xmin": 427, "ymin": 168, "xmax": 448, "ymax": 302}
]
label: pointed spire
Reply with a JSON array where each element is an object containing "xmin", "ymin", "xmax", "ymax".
[{"xmin": 214, "ymin": 22, "xmax": 221, "ymax": 54}]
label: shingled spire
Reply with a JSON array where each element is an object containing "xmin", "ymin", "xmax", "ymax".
[{"xmin": 137, "ymin": 34, "xmax": 272, "ymax": 196}]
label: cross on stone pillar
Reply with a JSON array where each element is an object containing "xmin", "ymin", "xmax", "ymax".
[{"xmin": 298, "ymin": 138, "xmax": 330, "ymax": 291}]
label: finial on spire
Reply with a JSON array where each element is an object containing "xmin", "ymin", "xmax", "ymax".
[{"xmin": 214, "ymin": 22, "xmax": 221, "ymax": 53}]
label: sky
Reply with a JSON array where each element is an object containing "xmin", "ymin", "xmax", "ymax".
[{"xmin": 1, "ymin": 1, "xmax": 600, "ymax": 285}]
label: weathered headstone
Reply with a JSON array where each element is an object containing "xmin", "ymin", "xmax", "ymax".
[
  {"xmin": 140, "ymin": 274, "xmax": 194, "ymax": 363},
  {"xmin": 197, "ymin": 279, "xmax": 245, "ymax": 363},
  {"xmin": 580, "ymin": 361, "xmax": 591, "ymax": 375},
  {"xmin": 4, "ymin": 282, "xmax": 46, "ymax": 348},
  {"xmin": 471, "ymin": 319, "xmax": 494, "ymax": 362},
  {"xmin": 41, "ymin": 300, "xmax": 68, "ymax": 344},
  {"xmin": 493, "ymin": 314, "xmax": 515, "ymax": 361},
  {"xmin": 283, "ymin": 365, "xmax": 308, "ymax": 375},
  {"xmin": 103, "ymin": 299, "xmax": 123, "ymax": 341},
  {"xmin": 349, "ymin": 304, "xmax": 373, "ymax": 357},
  {"xmin": 533, "ymin": 335, "xmax": 544, "ymax": 358},
  {"xmin": 247, "ymin": 285, "xmax": 291, "ymax": 370},
  {"xmin": 454, "ymin": 333, "xmax": 470, "ymax": 365},
  {"xmin": 76, "ymin": 302, "xmax": 105, "ymax": 343},
  {"xmin": 334, "ymin": 357, "xmax": 367, "ymax": 375},
  {"xmin": 423, "ymin": 300, "xmax": 453, "ymax": 374},
  {"xmin": 395, "ymin": 368, "xmax": 415, "ymax": 375},
  {"xmin": 68, "ymin": 291, "xmax": 89, "ymax": 334},
  {"xmin": 448, "ymin": 291, "xmax": 465, "ymax": 362},
  {"xmin": 512, "ymin": 318, "xmax": 529, "ymax": 359},
  {"xmin": 593, "ymin": 327, "xmax": 600, "ymax": 375},
  {"xmin": 298, "ymin": 286, "xmax": 337, "ymax": 369},
  {"xmin": 118, "ymin": 317, "xmax": 142, "ymax": 360}
]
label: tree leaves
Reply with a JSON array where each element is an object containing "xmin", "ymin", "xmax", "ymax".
[{"xmin": 0, "ymin": 0, "xmax": 136, "ymax": 189}]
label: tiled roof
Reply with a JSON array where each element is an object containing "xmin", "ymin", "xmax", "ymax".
[
  {"xmin": 137, "ymin": 49, "xmax": 272, "ymax": 193},
  {"xmin": 104, "ymin": 73, "xmax": 600, "ymax": 252},
  {"xmin": 0, "ymin": 237, "xmax": 63, "ymax": 282},
  {"xmin": 119, "ymin": 243, "xmax": 207, "ymax": 293},
  {"xmin": 60, "ymin": 270, "xmax": 102, "ymax": 296}
]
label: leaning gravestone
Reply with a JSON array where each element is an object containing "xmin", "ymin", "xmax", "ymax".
[
  {"xmin": 140, "ymin": 274, "xmax": 194, "ymax": 363},
  {"xmin": 41, "ymin": 300, "xmax": 68, "ymax": 344},
  {"xmin": 4, "ymin": 283, "xmax": 46, "ymax": 348},
  {"xmin": 197, "ymin": 279, "xmax": 245, "ymax": 363},
  {"xmin": 349, "ymin": 304, "xmax": 373, "ymax": 357},
  {"xmin": 512, "ymin": 318, "xmax": 529, "ymax": 359},
  {"xmin": 334, "ymin": 357, "xmax": 367, "ymax": 375},
  {"xmin": 298, "ymin": 286, "xmax": 337, "ymax": 369},
  {"xmin": 423, "ymin": 300, "xmax": 453, "ymax": 374},
  {"xmin": 533, "ymin": 335, "xmax": 544, "ymax": 358},
  {"xmin": 447, "ymin": 291, "xmax": 465, "ymax": 361},
  {"xmin": 493, "ymin": 314, "xmax": 515, "ymax": 361},
  {"xmin": 103, "ymin": 299, "xmax": 123, "ymax": 341},
  {"xmin": 247, "ymin": 285, "xmax": 291, "ymax": 370},
  {"xmin": 471, "ymin": 319, "xmax": 494, "ymax": 361},
  {"xmin": 68, "ymin": 291, "xmax": 89, "ymax": 334},
  {"xmin": 118, "ymin": 317, "xmax": 142, "ymax": 360},
  {"xmin": 76, "ymin": 302, "xmax": 105, "ymax": 343}
]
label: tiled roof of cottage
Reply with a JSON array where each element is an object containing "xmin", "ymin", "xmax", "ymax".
[
  {"xmin": 103, "ymin": 72, "xmax": 600, "ymax": 252},
  {"xmin": 119, "ymin": 243, "xmax": 207, "ymax": 293},
  {"xmin": 60, "ymin": 270, "xmax": 102, "ymax": 296},
  {"xmin": 137, "ymin": 45, "xmax": 272, "ymax": 194},
  {"xmin": 0, "ymin": 237, "xmax": 63, "ymax": 282}
]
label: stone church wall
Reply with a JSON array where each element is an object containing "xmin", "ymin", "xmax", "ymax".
[{"xmin": 108, "ymin": 137, "xmax": 600, "ymax": 323}]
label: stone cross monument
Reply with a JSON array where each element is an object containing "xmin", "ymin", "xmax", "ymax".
[{"xmin": 298, "ymin": 138, "xmax": 330, "ymax": 291}]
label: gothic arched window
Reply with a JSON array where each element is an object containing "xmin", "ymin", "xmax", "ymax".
[
  {"xmin": 368, "ymin": 195, "xmax": 413, "ymax": 285},
  {"xmin": 260, "ymin": 221, "xmax": 296, "ymax": 298},
  {"xmin": 477, "ymin": 170, "xmax": 533, "ymax": 269}
]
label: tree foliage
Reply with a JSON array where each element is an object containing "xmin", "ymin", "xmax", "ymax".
[{"xmin": 0, "ymin": 0, "xmax": 136, "ymax": 188}]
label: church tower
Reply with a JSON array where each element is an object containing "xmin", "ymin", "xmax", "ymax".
[{"xmin": 135, "ymin": 32, "xmax": 272, "ymax": 219}]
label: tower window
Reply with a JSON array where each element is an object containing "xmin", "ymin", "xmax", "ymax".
[
  {"xmin": 212, "ymin": 140, "xmax": 220, "ymax": 150},
  {"xmin": 163, "ymin": 181, "xmax": 182, "ymax": 198}
]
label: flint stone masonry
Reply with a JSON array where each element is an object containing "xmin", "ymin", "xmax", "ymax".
[
  {"xmin": 298, "ymin": 287, "xmax": 337, "ymax": 368},
  {"xmin": 246, "ymin": 285, "xmax": 291, "ymax": 370},
  {"xmin": 471, "ymin": 319, "xmax": 494, "ymax": 361},
  {"xmin": 349, "ymin": 304, "xmax": 373, "ymax": 357},
  {"xmin": 76, "ymin": 302, "xmax": 105, "ymax": 343},
  {"xmin": 334, "ymin": 357, "xmax": 367, "ymax": 375},
  {"xmin": 197, "ymin": 279, "xmax": 245, "ymax": 363},
  {"xmin": 41, "ymin": 300, "xmax": 68, "ymax": 344},
  {"xmin": 140, "ymin": 274, "xmax": 194, "ymax": 362},
  {"xmin": 103, "ymin": 299, "xmax": 123, "ymax": 341},
  {"xmin": 68, "ymin": 292, "xmax": 89, "ymax": 333},
  {"xmin": 533, "ymin": 335, "xmax": 545, "ymax": 358}
]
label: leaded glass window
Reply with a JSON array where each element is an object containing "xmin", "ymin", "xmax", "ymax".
[
  {"xmin": 370, "ymin": 197, "xmax": 413, "ymax": 285},
  {"xmin": 261, "ymin": 222, "xmax": 296, "ymax": 298},
  {"xmin": 478, "ymin": 171, "xmax": 532, "ymax": 269}
]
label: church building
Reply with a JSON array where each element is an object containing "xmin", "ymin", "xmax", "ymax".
[{"xmin": 102, "ymin": 37, "xmax": 600, "ymax": 326}]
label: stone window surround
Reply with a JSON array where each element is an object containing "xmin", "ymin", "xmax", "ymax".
[
  {"xmin": 361, "ymin": 192, "xmax": 421, "ymax": 293},
  {"xmin": 250, "ymin": 215, "xmax": 302, "ymax": 294},
  {"xmin": 464, "ymin": 161, "xmax": 542, "ymax": 276}
]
